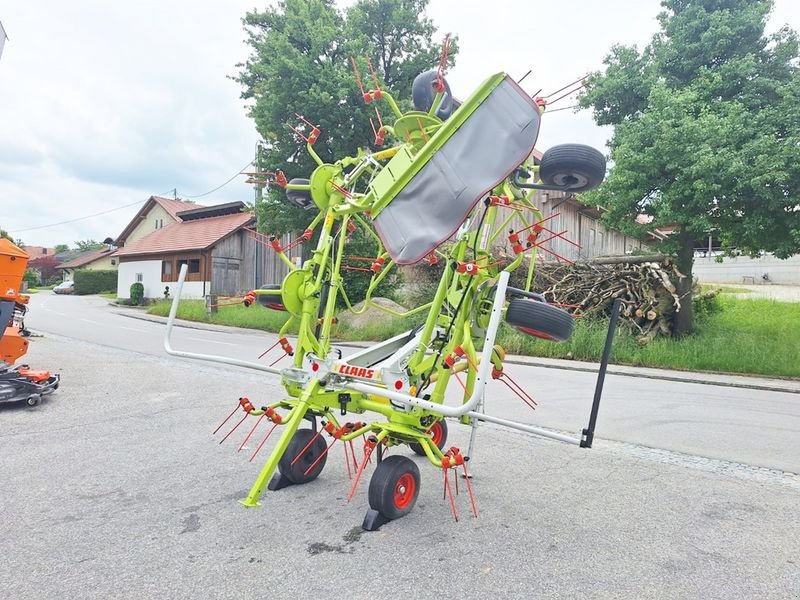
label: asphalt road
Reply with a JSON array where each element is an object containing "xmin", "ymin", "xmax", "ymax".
[
  {"xmin": 25, "ymin": 293, "xmax": 800, "ymax": 474},
  {"xmin": 2, "ymin": 333, "xmax": 798, "ymax": 599}
]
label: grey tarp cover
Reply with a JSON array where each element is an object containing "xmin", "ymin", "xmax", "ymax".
[{"xmin": 374, "ymin": 75, "xmax": 541, "ymax": 264}]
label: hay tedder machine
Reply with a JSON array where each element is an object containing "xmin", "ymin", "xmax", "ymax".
[
  {"xmin": 165, "ymin": 51, "xmax": 620, "ymax": 529},
  {"xmin": 0, "ymin": 239, "xmax": 60, "ymax": 407}
]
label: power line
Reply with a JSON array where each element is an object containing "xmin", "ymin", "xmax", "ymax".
[
  {"xmin": 181, "ymin": 160, "xmax": 253, "ymax": 199},
  {"xmin": 11, "ymin": 161, "xmax": 253, "ymax": 234},
  {"xmin": 10, "ymin": 199, "xmax": 145, "ymax": 233}
]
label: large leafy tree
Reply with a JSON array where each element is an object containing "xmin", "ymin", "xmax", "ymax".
[
  {"xmin": 580, "ymin": 0, "xmax": 800, "ymax": 333},
  {"xmin": 235, "ymin": 0, "xmax": 456, "ymax": 235}
]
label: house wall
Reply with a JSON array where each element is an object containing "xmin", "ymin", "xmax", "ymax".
[
  {"xmin": 210, "ymin": 230, "xmax": 302, "ymax": 295},
  {"xmin": 125, "ymin": 204, "xmax": 175, "ymax": 246},
  {"xmin": 117, "ymin": 259, "xmax": 207, "ymax": 299},
  {"xmin": 498, "ymin": 191, "xmax": 653, "ymax": 261},
  {"xmin": 693, "ymin": 254, "xmax": 800, "ymax": 285},
  {"xmin": 84, "ymin": 255, "xmax": 117, "ymax": 270}
]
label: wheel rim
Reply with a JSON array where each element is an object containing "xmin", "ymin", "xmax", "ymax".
[
  {"xmin": 393, "ymin": 473, "xmax": 416, "ymax": 509},
  {"xmin": 429, "ymin": 422, "xmax": 444, "ymax": 447},
  {"xmin": 517, "ymin": 326, "xmax": 556, "ymax": 340}
]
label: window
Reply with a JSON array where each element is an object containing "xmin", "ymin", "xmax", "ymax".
[
  {"xmin": 155, "ymin": 218, "xmax": 164, "ymax": 230},
  {"xmin": 110, "ymin": 259, "xmax": 116, "ymax": 266},
  {"xmin": 188, "ymin": 259, "xmax": 200, "ymax": 274},
  {"xmin": 162, "ymin": 260, "xmax": 172, "ymax": 277},
  {"xmin": 136, "ymin": 273, "xmax": 143, "ymax": 283}
]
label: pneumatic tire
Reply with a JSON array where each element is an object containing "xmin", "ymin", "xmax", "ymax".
[
  {"xmin": 505, "ymin": 298, "xmax": 574, "ymax": 341},
  {"xmin": 539, "ymin": 144, "xmax": 606, "ymax": 193},
  {"xmin": 368, "ymin": 455, "xmax": 420, "ymax": 520}
]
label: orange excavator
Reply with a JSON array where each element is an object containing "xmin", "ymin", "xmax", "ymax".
[{"xmin": 0, "ymin": 238, "xmax": 59, "ymax": 407}]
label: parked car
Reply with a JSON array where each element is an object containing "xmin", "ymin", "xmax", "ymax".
[{"xmin": 53, "ymin": 280, "xmax": 74, "ymax": 295}]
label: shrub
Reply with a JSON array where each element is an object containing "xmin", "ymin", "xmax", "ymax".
[
  {"xmin": 73, "ymin": 269, "xmax": 118, "ymax": 295},
  {"xmin": 23, "ymin": 268, "xmax": 41, "ymax": 287},
  {"xmin": 130, "ymin": 282, "xmax": 145, "ymax": 306}
]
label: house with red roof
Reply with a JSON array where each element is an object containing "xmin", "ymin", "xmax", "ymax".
[
  {"xmin": 57, "ymin": 247, "xmax": 117, "ymax": 281},
  {"xmin": 114, "ymin": 200, "xmax": 260, "ymax": 300}
]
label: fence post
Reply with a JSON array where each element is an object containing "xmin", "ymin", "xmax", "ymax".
[{"xmin": 206, "ymin": 294, "xmax": 217, "ymax": 316}]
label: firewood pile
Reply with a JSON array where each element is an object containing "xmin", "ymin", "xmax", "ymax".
[{"xmin": 531, "ymin": 255, "xmax": 688, "ymax": 343}]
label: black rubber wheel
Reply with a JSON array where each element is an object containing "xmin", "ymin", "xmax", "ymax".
[
  {"xmin": 254, "ymin": 284, "xmax": 286, "ymax": 311},
  {"xmin": 412, "ymin": 70, "xmax": 455, "ymax": 120},
  {"xmin": 285, "ymin": 178, "xmax": 315, "ymax": 210},
  {"xmin": 409, "ymin": 419, "xmax": 448, "ymax": 456},
  {"xmin": 368, "ymin": 455, "xmax": 421, "ymax": 520},
  {"xmin": 539, "ymin": 144, "xmax": 606, "ymax": 193},
  {"xmin": 277, "ymin": 428, "xmax": 327, "ymax": 484},
  {"xmin": 505, "ymin": 298, "xmax": 574, "ymax": 341}
]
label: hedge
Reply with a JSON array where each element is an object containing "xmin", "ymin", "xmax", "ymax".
[{"xmin": 74, "ymin": 269, "xmax": 118, "ymax": 295}]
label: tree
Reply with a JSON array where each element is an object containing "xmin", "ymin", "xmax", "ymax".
[
  {"xmin": 54, "ymin": 244, "xmax": 69, "ymax": 254},
  {"xmin": 1, "ymin": 227, "xmax": 14, "ymax": 242},
  {"xmin": 235, "ymin": 0, "xmax": 456, "ymax": 235},
  {"xmin": 579, "ymin": 0, "xmax": 800, "ymax": 334},
  {"xmin": 74, "ymin": 239, "xmax": 105, "ymax": 252}
]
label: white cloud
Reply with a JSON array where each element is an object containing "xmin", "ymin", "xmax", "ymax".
[{"xmin": 1, "ymin": 0, "xmax": 797, "ymax": 246}]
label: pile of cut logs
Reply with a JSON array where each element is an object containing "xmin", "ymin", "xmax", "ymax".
[{"xmin": 532, "ymin": 255, "xmax": 689, "ymax": 343}]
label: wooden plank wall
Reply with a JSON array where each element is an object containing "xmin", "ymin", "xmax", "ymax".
[
  {"xmin": 498, "ymin": 190, "xmax": 653, "ymax": 261},
  {"xmin": 210, "ymin": 230, "xmax": 303, "ymax": 295}
]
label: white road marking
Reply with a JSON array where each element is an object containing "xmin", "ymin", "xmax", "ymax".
[
  {"xmin": 119, "ymin": 326, "xmax": 146, "ymax": 332},
  {"xmin": 79, "ymin": 318, "xmax": 100, "ymax": 324}
]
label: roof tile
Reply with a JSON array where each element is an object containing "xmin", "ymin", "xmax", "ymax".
[{"xmin": 115, "ymin": 211, "xmax": 254, "ymax": 257}]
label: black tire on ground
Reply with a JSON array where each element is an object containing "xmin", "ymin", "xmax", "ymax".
[
  {"xmin": 368, "ymin": 455, "xmax": 421, "ymax": 520},
  {"xmin": 505, "ymin": 298, "xmax": 574, "ymax": 341},
  {"xmin": 539, "ymin": 144, "xmax": 606, "ymax": 193},
  {"xmin": 277, "ymin": 428, "xmax": 328, "ymax": 484},
  {"xmin": 409, "ymin": 419, "xmax": 448, "ymax": 456}
]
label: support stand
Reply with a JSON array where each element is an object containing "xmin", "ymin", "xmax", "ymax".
[
  {"xmin": 362, "ymin": 509, "xmax": 391, "ymax": 531},
  {"xmin": 267, "ymin": 472, "xmax": 295, "ymax": 491},
  {"xmin": 581, "ymin": 298, "xmax": 621, "ymax": 448}
]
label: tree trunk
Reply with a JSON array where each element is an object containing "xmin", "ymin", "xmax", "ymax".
[{"xmin": 673, "ymin": 230, "xmax": 694, "ymax": 335}]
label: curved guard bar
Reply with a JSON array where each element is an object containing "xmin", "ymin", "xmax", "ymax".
[
  {"xmin": 163, "ymin": 264, "xmax": 283, "ymax": 376},
  {"xmin": 346, "ymin": 271, "xmax": 510, "ymax": 417}
]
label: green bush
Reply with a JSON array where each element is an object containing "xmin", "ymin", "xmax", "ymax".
[
  {"xmin": 130, "ymin": 282, "xmax": 145, "ymax": 305},
  {"xmin": 74, "ymin": 269, "xmax": 118, "ymax": 295},
  {"xmin": 23, "ymin": 268, "xmax": 41, "ymax": 287}
]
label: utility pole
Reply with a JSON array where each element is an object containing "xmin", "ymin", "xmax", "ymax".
[{"xmin": 253, "ymin": 141, "xmax": 266, "ymax": 288}]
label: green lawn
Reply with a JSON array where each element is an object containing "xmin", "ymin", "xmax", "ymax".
[
  {"xmin": 148, "ymin": 299, "xmax": 294, "ymax": 332},
  {"xmin": 700, "ymin": 284, "xmax": 752, "ymax": 294},
  {"xmin": 148, "ymin": 296, "xmax": 800, "ymax": 378}
]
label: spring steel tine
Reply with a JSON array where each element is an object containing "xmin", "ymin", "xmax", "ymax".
[
  {"xmin": 237, "ymin": 414, "xmax": 266, "ymax": 452},
  {"xmin": 347, "ymin": 443, "xmax": 375, "ymax": 502},
  {"xmin": 219, "ymin": 413, "xmax": 250, "ymax": 445},
  {"xmin": 348, "ymin": 440, "xmax": 359, "ymax": 473},
  {"xmin": 258, "ymin": 339, "xmax": 281, "ymax": 360},
  {"xmin": 504, "ymin": 372, "xmax": 538, "ymax": 406},
  {"xmin": 249, "ymin": 423, "xmax": 279, "ymax": 462},
  {"xmin": 344, "ymin": 444, "xmax": 353, "ymax": 479},
  {"xmin": 213, "ymin": 405, "xmax": 240, "ymax": 435},
  {"xmin": 303, "ymin": 438, "xmax": 337, "ymax": 477},
  {"xmin": 291, "ymin": 427, "xmax": 326, "ymax": 466},
  {"xmin": 454, "ymin": 468, "xmax": 459, "ymax": 496},
  {"xmin": 443, "ymin": 469, "xmax": 459, "ymax": 522},
  {"xmin": 462, "ymin": 463, "xmax": 479, "ymax": 518},
  {"xmin": 499, "ymin": 378, "xmax": 537, "ymax": 411},
  {"xmin": 500, "ymin": 374, "xmax": 536, "ymax": 405}
]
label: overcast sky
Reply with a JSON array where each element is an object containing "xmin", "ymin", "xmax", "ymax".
[{"xmin": 2, "ymin": 0, "xmax": 798, "ymax": 248}]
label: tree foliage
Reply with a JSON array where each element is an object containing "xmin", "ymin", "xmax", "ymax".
[
  {"xmin": 235, "ymin": 0, "xmax": 456, "ymax": 235},
  {"xmin": 580, "ymin": 0, "xmax": 800, "ymax": 333},
  {"xmin": 74, "ymin": 239, "xmax": 105, "ymax": 252}
]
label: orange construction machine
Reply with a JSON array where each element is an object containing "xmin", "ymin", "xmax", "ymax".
[{"xmin": 0, "ymin": 238, "xmax": 59, "ymax": 407}]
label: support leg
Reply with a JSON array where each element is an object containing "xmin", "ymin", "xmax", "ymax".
[{"xmin": 239, "ymin": 396, "xmax": 310, "ymax": 507}]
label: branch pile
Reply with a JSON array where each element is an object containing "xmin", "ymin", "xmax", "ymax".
[{"xmin": 531, "ymin": 255, "xmax": 690, "ymax": 343}]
